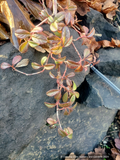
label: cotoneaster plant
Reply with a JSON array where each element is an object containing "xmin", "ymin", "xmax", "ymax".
[{"xmin": 0, "ymin": 0, "xmax": 98, "ymax": 139}]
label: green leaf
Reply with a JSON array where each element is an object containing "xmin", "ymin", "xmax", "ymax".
[
  {"xmin": 67, "ymin": 133, "xmax": 73, "ymax": 139},
  {"xmin": 56, "ymin": 56, "xmax": 66, "ymax": 64},
  {"xmin": 15, "ymin": 59, "xmax": 29, "ymax": 68},
  {"xmin": 68, "ymin": 5, "xmax": 77, "ymax": 11},
  {"xmin": 46, "ymin": 89, "xmax": 60, "ymax": 97},
  {"xmin": 41, "ymin": 56, "xmax": 47, "ymax": 66},
  {"xmin": 64, "ymin": 36, "xmax": 73, "ymax": 47},
  {"xmin": 72, "ymin": 102, "xmax": 77, "ymax": 109},
  {"xmin": 84, "ymin": 49, "xmax": 90, "ymax": 58},
  {"xmin": 50, "ymin": 21, "xmax": 58, "ymax": 32},
  {"xmin": 15, "ymin": 29, "xmax": 30, "ymax": 39},
  {"xmin": 31, "ymin": 62, "xmax": 41, "ymax": 69},
  {"xmin": 62, "ymin": 26, "xmax": 70, "ymax": 46},
  {"xmin": 54, "ymin": 11, "xmax": 65, "ymax": 22},
  {"xmin": 48, "ymin": 16, "xmax": 54, "ymax": 23},
  {"xmin": 51, "ymin": 45, "xmax": 63, "ymax": 55},
  {"xmin": 28, "ymin": 41, "xmax": 39, "ymax": 48},
  {"xmin": 58, "ymin": 128, "xmax": 67, "ymax": 137},
  {"xmin": 44, "ymin": 64, "xmax": 55, "ymax": 70},
  {"xmin": 73, "ymin": 81, "xmax": 77, "ymax": 90},
  {"xmin": 74, "ymin": 92, "xmax": 80, "ymax": 98},
  {"xmin": 32, "ymin": 34, "xmax": 47, "ymax": 44},
  {"xmin": 49, "ymin": 72, "xmax": 56, "ymax": 79},
  {"xmin": 59, "ymin": 102, "xmax": 72, "ymax": 108},
  {"xmin": 19, "ymin": 41, "xmax": 29, "ymax": 53},
  {"xmin": 44, "ymin": 102, "xmax": 56, "ymax": 108},
  {"xmin": 64, "ymin": 109, "xmax": 69, "ymax": 116},
  {"xmin": 70, "ymin": 95, "xmax": 75, "ymax": 103},
  {"xmin": 47, "ymin": 118, "xmax": 57, "ymax": 125},
  {"xmin": 54, "ymin": 91, "xmax": 61, "ymax": 100},
  {"xmin": 62, "ymin": 92, "xmax": 68, "ymax": 103},
  {"xmin": 54, "ymin": 31, "xmax": 62, "ymax": 37},
  {"xmin": 41, "ymin": 9, "xmax": 49, "ymax": 18}
]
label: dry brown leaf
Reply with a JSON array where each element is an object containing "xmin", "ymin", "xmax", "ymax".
[
  {"xmin": 0, "ymin": 0, "xmax": 34, "ymax": 49},
  {"xmin": 65, "ymin": 152, "xmax": 76, "ymax": 160},
  {"xmin": 111, "ymin": 148, "xmax": 120, "ymax": 155},
  {"xmin": 0, "ymin": 23, "xmax": 9, "ymax": 40},
  {"xmin": 73, "ymin": 1, "xmax": 90, "ymax": 16},
  {"xmin": 19, "ymin": 0, "xmax": 42, "ymax": 20},
  {"xmin": 102, "ymin": 0, "xmax": 118, "ymax": 14},
  {"xmin": 106, "ymin": 10, "xmax": 116, "ymax": 20}
]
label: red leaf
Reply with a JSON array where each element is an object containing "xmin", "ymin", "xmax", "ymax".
[
  {"xmin": 0, "ymin": 62, "xmax": 11, "ymax": 69},
  {"xmin": 12, "ymin": 55, "xmax": 22, "ymax": 66},
  {"xmin": 46, "ymin": 89, "xmax": 60, "ymax": 97},
  {"xmin": 47, "ymin": 118, "xmax": 57, "ymax": 125}
]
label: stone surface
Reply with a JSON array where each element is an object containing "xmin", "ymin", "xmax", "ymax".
[
  {"xmin": 86, "ymin": 8, "xmax": 120, "ymax": 41},
  {"xmin": 15, "ymin": 104, "xmax": 117, "ymax": 160},
  {"xmin": 96, "ymin": 48, "xmax": 120, "ymax": 76},
  {"xmin": 86, "ymin": 73, "xmax": 120, "ymax": 109},
  {"xmin": 0, "ymin": 26, "xmax": 88, "ymax": 160}
]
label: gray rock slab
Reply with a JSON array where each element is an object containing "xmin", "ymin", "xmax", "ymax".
[
  {"xmin": 15, "ymin": 104, "xmax": 117, "ymax": 160},
  {"xmin": 0, "ymin": 27, "xmax": 88, "ymax": 160},
  {"xmin": 86, "ymin": 8, "xmax": 120, "ymax": 41},
  {"xmin": 96, "ymin": 48, "xmax": 120, "ymax": 76},
  {"xmin": 86, "ymin": 73, "xmax": 120, "ymax": 109}
]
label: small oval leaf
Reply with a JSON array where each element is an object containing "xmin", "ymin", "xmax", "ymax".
[
  {"xmin": 58, "ymin": 128, "xmax": 67, "ymax": 137},
  {"xmin": 46, "ymin": 89, "xmax": 60, "ymax": 97},
  {"xmin": 31, "ymin": 62, "xmax": 41, "ymax": 69},
  {"xmin": 12, "ymin": 55, "xmax": 22, "ymax": 66},
  {"xmin": 44, "ymin": 102, "xmax": 56, "ymax": 108},
  {"xmin": 62, "ymin": 92, "xmax": 68, "ymax": 103},
  {"xmin": 50, "ymin": 21, "xmax": 58, "ymax": 32},
  {"xmin": 0, "ymin": 62, "xmax": 11, "ymax": 69},
  {"xmin": 73, "ymin": 81, "xmax": 77, "ymax": 90},
  {"xmin": 19, "ymin": 41, "xmax": 29, "ymax": 53},
  {"xmin": 49, "ymin": 72, "xmax": 56, "ymax": 79},
  {"xmin": 44, "ymin": 64, "xmax": 55, "ymax": 70},
  {"xmin": 28, "ymin": 41, "xmax": 39, "ymax": 48},
  {"xmin": 15, "ymin": 29, "xmax": 30, "ymax": 39},
  {"xmin": 41, "ymin": 56, "xmax": 47, "ymax": 66},
  {"xmin": 66, "ymin": 72, "xmax": 75, "ymax": 78},
  {"xmin": 47, "ymin": 118, "xmax": 57, "ymax": 125},
  {"xmin": 15, "ymin": 59, "xmax": 29, "ymax": 68},
  {"xmin": 31, "ymin": 27, "xmax": 43, "ymax": 33},
  {"xmin": 70, "ymin": 95, "xmax": 76, "ymax": 103},
  {"xmin": 59, "ymin": 102, "xmax": 72, "ymax": 108}
]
